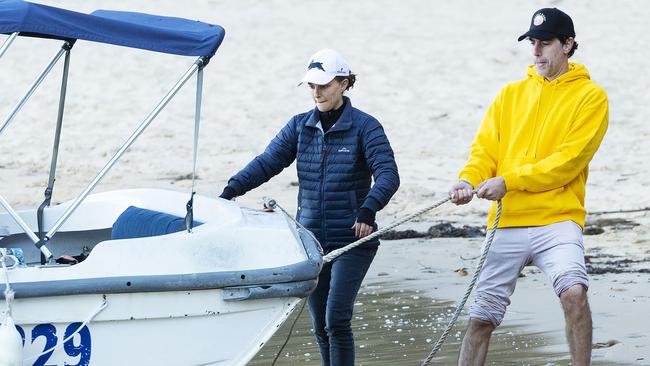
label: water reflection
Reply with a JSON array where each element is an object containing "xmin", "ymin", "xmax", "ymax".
[{"xmin": 249, "ymin": 284, "xmax": 623, "ymax": 365}]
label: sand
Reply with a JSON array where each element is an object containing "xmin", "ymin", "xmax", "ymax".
[{"xmin": 2, "ymin": 0, "xmax": 649, "ymax": 364}]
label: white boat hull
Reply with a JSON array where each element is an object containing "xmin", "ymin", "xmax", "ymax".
[
  {"xmin": 1, "ymin": 189, "xmax": 322, "ymax": 366},
  {"xmin": 14, "ymin": 291, "xmax": 300, "ymax": 366}
]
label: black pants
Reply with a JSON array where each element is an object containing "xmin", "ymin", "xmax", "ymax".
[{"xmin": 308, "ymin": 246, "xmax": 378, "ymax": 366}]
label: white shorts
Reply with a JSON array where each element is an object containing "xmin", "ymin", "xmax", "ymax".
[{"xmin": 469, "ymin": 220, "xmax": 588, "ymax": 326}]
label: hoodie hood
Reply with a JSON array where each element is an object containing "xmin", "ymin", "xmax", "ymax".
[{"xmin": 526, "ymin": 62, "xmax": 590, "ymax": 86}]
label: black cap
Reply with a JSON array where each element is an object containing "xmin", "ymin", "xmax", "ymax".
[{"xmin": 518, "ymin": 8, "xmax": 575, "ymax": 42}]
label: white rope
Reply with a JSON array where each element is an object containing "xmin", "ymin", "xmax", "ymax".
[
  {"xmin": 264, "ymin": 195, "xmax": 452, "ymax": 263},
  {"xmin": 264, "ymin": 191, "xmax": 502, "ymax": 366},
  {"xmin": 419, "ymin": 200, "xmax": 502, "ymax": 365},
  {"xmin": 264, "ymin": 194, "xmax": 503, "ymax": 364},
  {"xmin": 1, "ymin": 250, "xmax": 18, "ymax": 317},
  {"xmin": 263, "ymin": 197, "xmax": 324, "ymax": 256},
  {"xmin": 23, "ymin": 299, "xmax": 108, "ymax": 362},
  {"xmin": 322, "ymin": 196, "xmax": 451, "ymax": 263}
]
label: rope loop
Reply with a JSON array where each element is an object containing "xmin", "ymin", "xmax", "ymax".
[
  {"xmin": 265, "ymin": 194, "xmax": 502, "ymax": 365},
  {"xmin": 1, "ymin": 250, "xmax": 18, "ymax": 315},
  {"xmin": 420, "ymin": 199, "xmax": 502, "ymax": 365}
]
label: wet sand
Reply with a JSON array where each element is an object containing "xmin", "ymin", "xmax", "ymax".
[
  {"xmin": 250, "ymin": 288, "xmax": 571, "ymax": 365},
  {"xmin": 250, "ymin": 217, "xmax": 650, "ymax": 365}
]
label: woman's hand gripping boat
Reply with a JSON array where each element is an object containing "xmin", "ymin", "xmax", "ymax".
[{"xmin": 0, "ymin": 1, "xmax": 322, "ymax": 365}]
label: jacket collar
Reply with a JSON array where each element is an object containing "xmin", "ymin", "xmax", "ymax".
[{"xmin": 305, "ymin": 96, "xmax": 354, "ymax": 133}]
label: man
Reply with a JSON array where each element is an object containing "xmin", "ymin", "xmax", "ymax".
[{"xmin": 449, "ymin": 8, "xmax": 608, "ymax": 366}]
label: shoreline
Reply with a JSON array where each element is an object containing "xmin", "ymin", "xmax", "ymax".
[
  {"xmin": 251, "ymin": 213, "xmax": 649, "ymax": 365},
  {"xmin": 365, "ymin": 227, "xmax": 650, "ymax": 365}
]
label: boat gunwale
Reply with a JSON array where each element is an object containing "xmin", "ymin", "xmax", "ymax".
[{"xmin": 2, "ymin": 229, "xmax": 323, "ymax": 300}]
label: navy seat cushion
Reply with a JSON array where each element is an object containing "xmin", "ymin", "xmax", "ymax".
[{"xmin": 111, "ymin": 206, "xmax": 202, "ymax": 240}]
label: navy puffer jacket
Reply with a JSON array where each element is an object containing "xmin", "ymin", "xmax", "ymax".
[{"xmin": 225, "ymin": 97, "xmax": 399, "ymax": 248}]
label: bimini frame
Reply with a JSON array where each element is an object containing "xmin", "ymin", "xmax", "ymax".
[{"xmin": 0, "ymin": 32, "xmax": 207, "ymax": 262}]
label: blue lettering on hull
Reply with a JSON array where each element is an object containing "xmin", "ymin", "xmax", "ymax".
[{"xmin": 15, "ymin": 323, "xmax": 91, "ymax": 366}]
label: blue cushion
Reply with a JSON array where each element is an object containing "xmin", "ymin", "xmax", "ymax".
[{"xmin": 111, "ymin": 206, "xmax": 202, "ymax": 240}]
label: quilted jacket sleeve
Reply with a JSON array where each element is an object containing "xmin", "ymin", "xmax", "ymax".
[
  {"xmin": 225, "ymin": 117, "xmax": 298, "ymax": 196},
  {"xmin": 360, "ymin": 117, "xmax": 400, "ymax": 213}
]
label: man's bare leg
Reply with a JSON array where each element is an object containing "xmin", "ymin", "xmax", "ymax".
[
  {"xmin": 560, "ymin": 285, "xmax": 592, "ymax": 366},
  {"xmin": 458, "ymin": 318, "xmax": 495, "ymax": 366}
]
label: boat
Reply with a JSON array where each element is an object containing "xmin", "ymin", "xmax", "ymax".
[{"xmin": 0, "ymin": 1, "xmax": 322, "ymax": 365}]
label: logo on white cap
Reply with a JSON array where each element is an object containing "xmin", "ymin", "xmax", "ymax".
[
  {"xmin": 308, "ymin": 62, "xmax": 326, "ymax": 72},
  {"xmin": 299, "ymin": 49, "xmax": 350, "ymax": 86},
  {"xmin": 533, "ymin": 13, "xmax": 546, "ymax": 26}
]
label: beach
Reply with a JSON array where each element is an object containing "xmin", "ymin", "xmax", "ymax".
[
  {"xmin": 251, "ymin": 234, "xmax": 650, "ymax": 365},
  {"xmin": 2, "ymin": 0, "xmax": 649, "ymax": 364}
]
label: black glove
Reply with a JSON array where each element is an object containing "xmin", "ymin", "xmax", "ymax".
[
  {"xmin": 219, "ymin": 186, "xmax": 237, "ymax": 200},
  {"xmin": 356, "ymin": 207, "xmax": 376, "ymax": 226}
]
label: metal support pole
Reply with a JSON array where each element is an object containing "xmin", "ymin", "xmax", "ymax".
[
  {"xmin": 47, "ymin": 47, "xmax": 71, "ymax": 190},
  {"xmin": 185, "ymin": 65, "xmax": 205, "ymax": 232},
  {"xmin": 191, "ymin": 67, "xmax": 203, "ymax": 195},
  {"xmin": 0, "ymin": 32, "xmax": 18, "ymax": 59},
  {"xmin": 0, "ymin": 195, "xmax": 53, "ymax": 260},
  {"xmin": 0, "ymin": 44, "xmax": 68, "ymax": 135},
  {"xmin": 43, "ymin": 57, "xmax": 206, "ymax": 240},
  {"xmin": 38, "ymin": 47, "xmax": 72, "ymax": 263}
]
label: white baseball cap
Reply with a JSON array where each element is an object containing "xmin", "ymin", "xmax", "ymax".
[{"xmin": 299, "ymin": 48, "xmax": 350, "ymax": 86}]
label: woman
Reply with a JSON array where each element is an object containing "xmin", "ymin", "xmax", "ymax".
[{"xmin": 219, "ymin": 48, "xmax": 399, "ymax": 365}]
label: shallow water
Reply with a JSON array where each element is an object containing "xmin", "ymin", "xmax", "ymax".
[{"xmin": 249, "ymin": 284, "xmax": 624, "ymax": 365}]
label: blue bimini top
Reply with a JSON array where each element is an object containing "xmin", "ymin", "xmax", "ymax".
[{"xmin": 0, "ymin": 0, "xmax": 225, "ymax": 57}]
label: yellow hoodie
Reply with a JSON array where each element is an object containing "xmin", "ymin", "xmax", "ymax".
[{"xmin": 459, "ymin": 63, "xmax": 608, "ymax": 229}]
